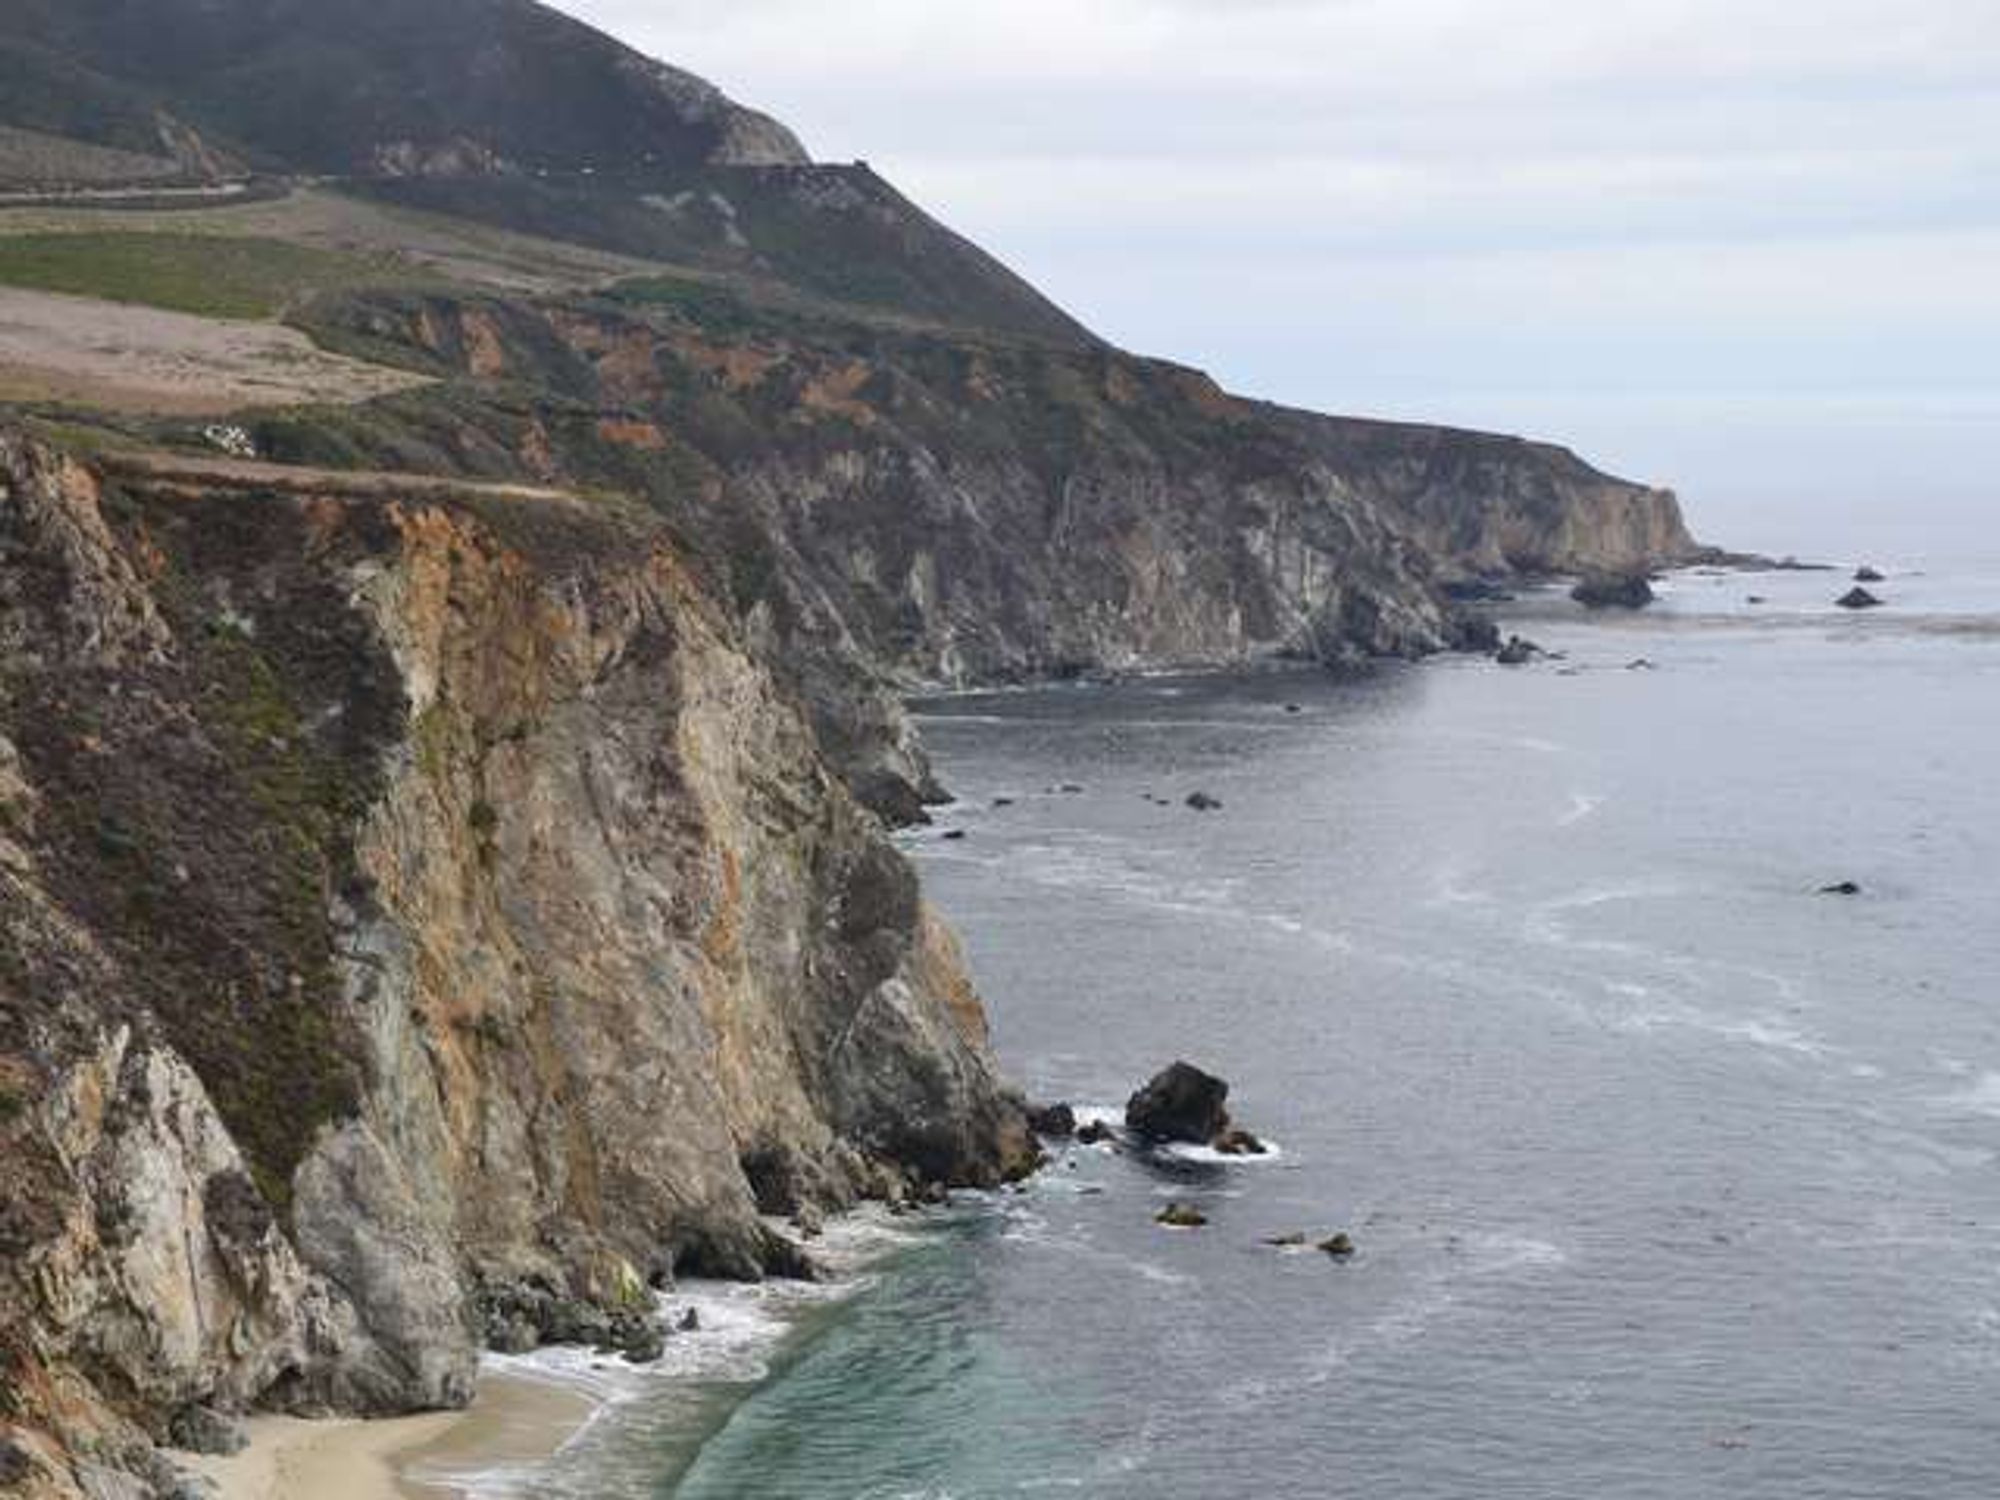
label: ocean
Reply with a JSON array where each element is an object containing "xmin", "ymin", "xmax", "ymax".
[{"xmin": 433, "ymin": 547, "xmax": 2000, "ymax": 1498}]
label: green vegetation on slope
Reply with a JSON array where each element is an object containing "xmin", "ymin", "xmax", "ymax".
[
  {"xmin": 5, "ymin": 479, "xmax": 408, "ymax": 1206},
  {"xmin": 0, "ymin": 231, "xmax": 428, "ymax": 318}
]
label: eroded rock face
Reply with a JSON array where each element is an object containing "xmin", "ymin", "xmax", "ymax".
[
  {"xmin": 290, "ymin": 295, "xmax": 1700, "ymax": 823},
  {"xmin": 0, "ymin": 431, "xmax": 1031, "ymax": 1492}
]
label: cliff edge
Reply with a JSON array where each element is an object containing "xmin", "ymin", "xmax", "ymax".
[{"xmin": 0, "ymin": 431, "xmax": 1032, "ymax": 1497}]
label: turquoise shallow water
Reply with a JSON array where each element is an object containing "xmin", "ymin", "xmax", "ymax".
[{"xmin": 460, "ymin": 556, "xmax": 2000, "ymax": 1499}]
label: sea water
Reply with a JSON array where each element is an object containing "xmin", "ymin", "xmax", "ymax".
[{"xmin": 452, "ymin": 549, "xmax": 2000, "ymax": 1499}]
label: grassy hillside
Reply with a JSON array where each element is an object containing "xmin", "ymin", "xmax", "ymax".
[{"xmin": 0, "ymin": 231, "xmax": 431, "ymax": 317}]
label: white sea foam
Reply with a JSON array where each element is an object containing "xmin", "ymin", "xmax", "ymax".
[
  {"xmin": 1304, "ymin": 1228, "xmax": 1572, "ymax": 1385},
  {"xmin": 1942, "ymin": 1071, "xmax": 2000, "ymax": 1118},
  {"xmin": 416, "ymin": 1208, "xmax": 924, "ymax": 1498},
  {"xmin": 995, "ymin": 1190, "xmax": 1195, "ymax": 1288},
  {"xmin": 1158, "ymin": 1138, "xmax": 1287, "ymax": 1165},
  {"xmin": 1061, "ymin": 1104, "xmax": 1286, "ymax": 1163},
  {"xmin": 1557, "ymin": 792, "xmax": 1605, "ymax": 827}
]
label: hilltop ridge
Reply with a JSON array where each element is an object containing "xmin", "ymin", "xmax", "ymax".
[{"xmin": 0, "ymin": 0, "xmax": 805, "ymax": 181}]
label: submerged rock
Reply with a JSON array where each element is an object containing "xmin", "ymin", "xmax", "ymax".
[
  {"xmin": 1262, "ymin": 1232, "xmax": 1308, "ymax": 1248},
  {"xmin": 1495, "ymin": 636, "xmax": 1540, "ymax": 667},
  {"xmin": 621, "ymin": 1324, "xmax": 667, "ymax": 1365},
  {"xmin": 1854, "ymin": 566, "xmax": 1886, "ymax": 583},
  {"xmin": 1126, "ymin": 1062, "xmax": 1231, "ymax": 1144},
  {"xmin": 1571, "ymin": 574, "xmax": 1656, "ymax": 610},
  {"xmin": 1156, "ymin": 1203, "xmax": 1209, "ymax": 1229},
  {"xmin": 1836, "ymin": 587, "xmax": 1884, "ymax": 609},
  {"xmin": 1213, "ymin": 1128, "xmax": 1269, "ymax": 1157},
  {"xmin": 1319, "ymin": 1233, "xmax": 1357, "ymax": 1258},
  {"xmin": 1075, "ymin": 1120, "xmax": 1116, "ymax": 1147},
  {"xmin": 1185, "ymin": 791, "xmax": 1224, "ymax": 812},
  {"xmin": 1819, "ymin": 881, "xmax": 1863, "ymax": 896}
]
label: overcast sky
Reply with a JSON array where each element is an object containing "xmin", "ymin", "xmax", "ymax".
[{"xmin": 568, "ymin": 1, "xmax": 1998, "ymax": 552}]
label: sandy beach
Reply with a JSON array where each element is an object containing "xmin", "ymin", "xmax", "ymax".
[{"xmin": 178, "ymin": 1374, "xmax": 594, "ymax": 1500}]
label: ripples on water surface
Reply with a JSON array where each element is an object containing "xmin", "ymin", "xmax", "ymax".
[{"xmin": 472, "ymin": 563, "xmax": 2000, "ymax": 1498}]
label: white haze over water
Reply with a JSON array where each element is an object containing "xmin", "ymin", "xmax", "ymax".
[{"xmin": 565, "ymin": 0, "xmax": 1999, "ymax": 557}]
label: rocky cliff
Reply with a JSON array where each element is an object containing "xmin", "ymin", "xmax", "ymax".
[
  {"xmin": 264, "ymin": 283, "xmax": 1699, "ymax": 817},
  {"xmin": 0, "ymin": 431, "xmax": 1032, "ymax": 1497}
]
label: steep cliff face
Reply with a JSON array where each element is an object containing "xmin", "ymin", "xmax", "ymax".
[
  {"xmin": 272, "ymin": 287, "xmax": 1694, "ymax": 815},
  {"xmin": 1272, "ymin": 410, "xmax": 1701, "ymax": 578},
  {"xmin": 0, "ymin": 431, "xmax": 1031, "ymax": 1497}
]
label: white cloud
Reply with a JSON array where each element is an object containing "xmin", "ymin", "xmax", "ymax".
[{"xmin": 560, "ymin": 0, "xmax": 2000, "ymax": 541}]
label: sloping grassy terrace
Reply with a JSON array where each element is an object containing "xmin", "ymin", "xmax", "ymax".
[{"xmin": 0, "ymin": 230, "xmax": 429, "ymax": 319}]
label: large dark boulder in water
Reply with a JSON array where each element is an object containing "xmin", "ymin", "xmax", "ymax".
[
  {"xmin": 1836, "ymin": 587, "xmax": 1884, "ymax": 610},
  {"xmin": 1495, "ymin": 635, "xmax": 1540, "ymax": 667},
  {"xmin": 1126, "ymin": 1062, "xmax": 1231, "ymax": 1144},
  {"xmin": 1571, "ymin": 574, "xmax": 1656, "ymax": 610},
  {"xmin": 1027, "ymin": 1103, "xmax": 1077, "ymax": 1139}
]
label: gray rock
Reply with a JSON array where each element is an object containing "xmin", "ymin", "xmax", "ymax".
[
  {"xmin": 1571, "ymin": 573, "xmax": 1657, "ymax": 609},
  {"xmin": 0, "ymin": 1439, "xmax": 33, "ymax": 1485},
  {"xmin": 1837, "ymin": 587, "xmax": 1884, "ymax": 609},
  {"xmin": 1126, "ymin": 1062, "xmax": 1231, "ymax": 1145},
  {"xmin": 1450, "ymin": 616, "xmax": 1503, "ymax": 653},
  {"xmin": 167, "ymin": 1405, "xmax": 247, "ymax": 1458},
  {"xmin": 1027, "ymin": 1103, "xmax": 1077, "ymax": 1139}
]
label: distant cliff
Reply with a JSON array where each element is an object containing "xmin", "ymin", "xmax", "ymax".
[{"xmin": 274, "ymin": 284, "xmax": 1698, "ymax": 816}]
